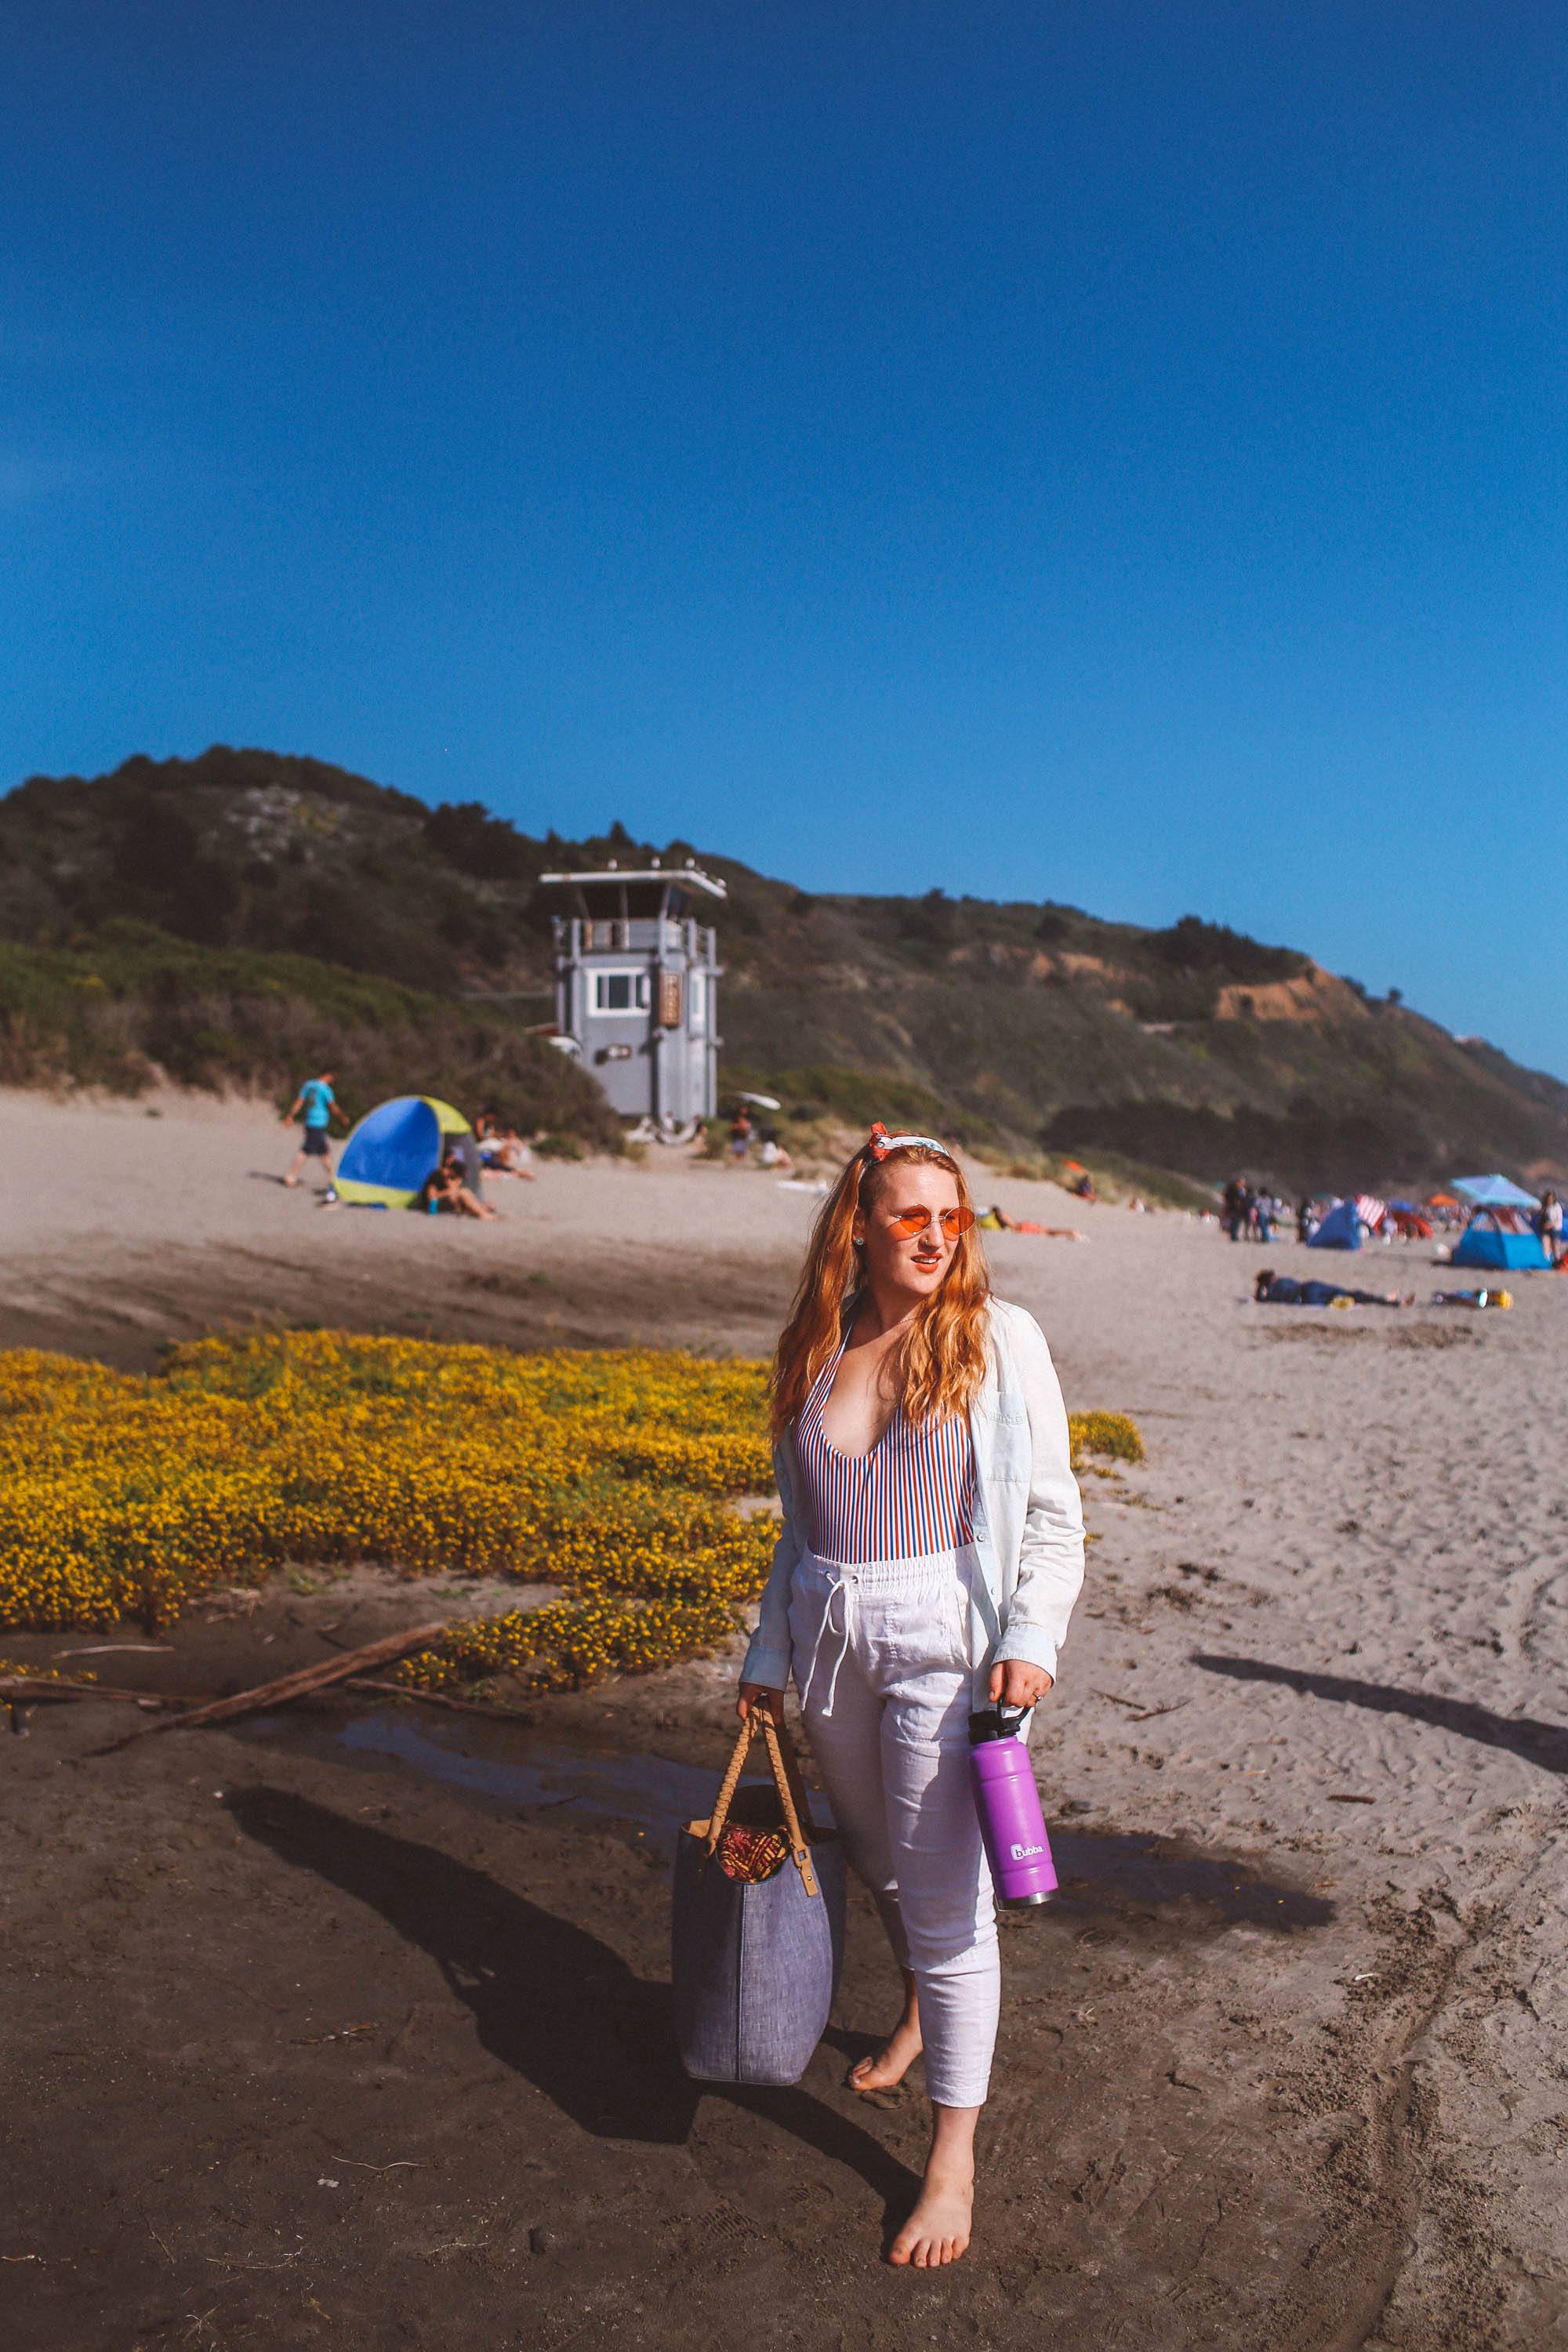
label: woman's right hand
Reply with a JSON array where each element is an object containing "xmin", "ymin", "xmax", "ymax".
[{"xmin": 737, "ymin": 1682, "xmax": 785, "ymax": 1724}]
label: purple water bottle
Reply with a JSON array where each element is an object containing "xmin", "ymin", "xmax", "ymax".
[{"xmin": 969, "ymin": 1703, "xmax": 1058, "ymax": 1908}]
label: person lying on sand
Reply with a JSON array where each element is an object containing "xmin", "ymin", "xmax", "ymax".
[
  {"xmin": 975, "ymin": 1206, "xmax": 1087, "ymax": 1240},
  {"xmin": 1254, "ymin": 1269, "xmax": 1412, "ymax": 1309},
  {"xmin": 419, "ymin": 1155, "xmax": 499, "ymax": 1220}
]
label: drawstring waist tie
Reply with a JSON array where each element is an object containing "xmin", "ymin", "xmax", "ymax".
[
  {"xmin": 800, "ymin": 1568, "xmax": 851, "ymax": 1719},
  {"xmin": 794, "ymin": 1548, "xmax": 975, "ymax": 1720}
]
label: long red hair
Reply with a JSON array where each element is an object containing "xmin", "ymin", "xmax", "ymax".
[{"xmin": 770, "ymin": 1138, "xmax": 991, "ymax": 1439}]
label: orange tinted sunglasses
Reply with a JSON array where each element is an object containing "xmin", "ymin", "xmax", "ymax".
[{"xmin": 886, "ymin": 1204, "xmax": 975, "ymax": 1240}]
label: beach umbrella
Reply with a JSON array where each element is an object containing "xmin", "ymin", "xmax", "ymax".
[
  {"xmin": 1452, "ymin": 1174, "xmax": 1540, "ymax": 1210},
  {"xmin": 1427, "ymin": 1192, "xmax": 1460, "ymax": 1208}
]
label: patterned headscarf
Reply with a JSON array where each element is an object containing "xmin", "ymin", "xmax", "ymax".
[{"xmin": 864, "ymin": 1121, "xmax": 953, "ymax": 1160}]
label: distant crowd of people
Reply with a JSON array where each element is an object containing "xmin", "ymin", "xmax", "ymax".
[
  {"xmin": 1221, "ymin": 1174, "xmax": 1564, "ymax": 1265},
  {"xmin": 277, "ymin": 1078, "xmax": 1566, "ymax": 1275},
  {"xmin": 1221, "ymin": 1178, "xmax": 1294, "ymax": 1243}
]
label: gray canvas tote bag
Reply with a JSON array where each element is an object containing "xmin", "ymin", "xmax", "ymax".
[{"xmin": 673, "ymin": 1707, "xmax": 846, "ymax": 2085}]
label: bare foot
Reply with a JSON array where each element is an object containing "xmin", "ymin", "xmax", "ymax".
[
  {"xmin": 849, "ymin": 2012, "xmax": 923, "ymax": 2092},
  {"xmin": 888, "ymin": 2161, "xmax": 973, "ymax": 2267},
  {"xmin": 283, "ymin": 1175, "xmax": 299, "ymax": 1188}
]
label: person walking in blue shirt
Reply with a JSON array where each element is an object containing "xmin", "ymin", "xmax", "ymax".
[{"xmin": 282, "ymin": 1069, "xmax": 343, "ymax": 1192}]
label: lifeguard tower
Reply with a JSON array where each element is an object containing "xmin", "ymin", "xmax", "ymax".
[{"xmin": 540, "ymin": 859, "xmax": 724, "ymax": 1135}]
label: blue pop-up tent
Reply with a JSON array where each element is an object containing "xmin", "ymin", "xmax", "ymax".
[
  {"xmin": 336, "ymin": 1095, "xmax": 478, "ymax": 1208},
  {"xmin": 1305, "ymin": 1199, "xmax": 1363, "ymax": 1251},
  {"xmin": 1447, "ymin": 1174, "xmax": 1548, "ymax": 1270},
  {"xmin": 1451, "ymin": 1213, "xmax": 1549, "ymax": 1272}
]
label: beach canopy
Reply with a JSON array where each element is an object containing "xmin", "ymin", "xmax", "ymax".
[
  {"xmin": 1306, "ymin": 1199, "xmax": 1363, "ymax": 1251},
  {"xmin": 1451, "ymin": 1213, "xmax": 1549, "ymax": 1272},
  {"xmin": 337, "ymin": 1095, "xmax": 477, "ymax": 1208},
  {"xmin": 1453, "ymin": 1174, "xmax": 1539, "ymax": 1210}
]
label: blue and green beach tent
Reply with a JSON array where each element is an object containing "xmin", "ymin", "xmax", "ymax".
[{"xmin": 336, "ymin": 1095, "xmax": 479, "ymax": 1208}]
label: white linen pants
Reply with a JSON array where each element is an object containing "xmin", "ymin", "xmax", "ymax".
[{"xmin": 788, "ymin": 1545, "xmax": 1000, "ymax": 2107}]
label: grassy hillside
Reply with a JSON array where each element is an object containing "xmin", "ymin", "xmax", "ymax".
[
  {"xmin": 0, "ymin": 924, "xmax": 620, "ymax": 1149},
  {"xmin": 3, "ymin": 745, "xmax": 1565, "ymax": 1192}
]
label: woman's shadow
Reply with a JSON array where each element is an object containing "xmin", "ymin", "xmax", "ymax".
[{"xmin": 229, "ymin": 1787, "xmax": 916, "ymax": 2219}]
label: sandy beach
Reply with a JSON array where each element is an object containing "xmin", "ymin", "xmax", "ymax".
[{"xmin": 3, "ymin": 1089, "xmax": 1566, "ymax": 2348}]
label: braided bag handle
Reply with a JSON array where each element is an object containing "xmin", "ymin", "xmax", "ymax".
[
  {"xmin": 756, "ymin": 1707, "xmax": 820, "ymax": 1899},
  {"xmin": 701, "ymin": 1707, "xmax": 820, "ymax": 1900},
  {"xmin": 702, "ymin": 1719, "xmax": 757, "ymax": 1855}
]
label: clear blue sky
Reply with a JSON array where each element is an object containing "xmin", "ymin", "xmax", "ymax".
[{"xmin": 4, "ymin": 3, "xmax": 1564, "ymax": 1073}]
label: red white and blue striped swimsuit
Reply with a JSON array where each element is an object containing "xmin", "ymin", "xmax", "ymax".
[{"xmin": 797, "ymin": 1333, "xmax": 975, "ymax": 1563}]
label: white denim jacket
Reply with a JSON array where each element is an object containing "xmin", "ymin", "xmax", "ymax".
[{"xmin": 741, "ymin": 1296, "xmax": 1086, "ymax": 1708}]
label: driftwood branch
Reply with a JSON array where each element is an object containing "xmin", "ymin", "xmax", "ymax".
[
  {"xmin": 5, "ymin": 1661, "xmax": 531, "ymax": 1728},
  {"xmin": 87, "ymin": 1621, "xmax": 448, "ymax": 1758},
  {"xmin": 1, "ymin": 1677, "xmax": 219, "ymax": 1708}
]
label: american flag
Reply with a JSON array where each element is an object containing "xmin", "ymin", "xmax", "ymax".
[{"xmin": 1354, "ymin": 1196, "xmax": 1387, "ymax": 1230}]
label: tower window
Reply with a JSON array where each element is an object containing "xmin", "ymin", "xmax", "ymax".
[{"xmin": 590, "ymin": 969, "xmax": 651, "ymax": 1014}]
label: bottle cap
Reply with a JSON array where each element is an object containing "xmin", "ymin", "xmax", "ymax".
[{"xmin": 968, "ymin": 1703, "xmax": 1029, "ymax": 1743}]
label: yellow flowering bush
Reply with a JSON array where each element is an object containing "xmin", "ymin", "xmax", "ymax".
[
  {"xmin": 0, "ymin": 1333, "xmax": 1141, "ymax": 1695},
  {"xmin": 1066, "ymin": 1410, "xmax": 1144, "ymax": 1466}
]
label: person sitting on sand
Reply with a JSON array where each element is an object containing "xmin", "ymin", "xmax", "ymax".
[
  {"xmin": 757, "ymin": 1127, "xmax": 793, "ymax": 1172},
  {"xmin": 739, "ymin": 1122, "xmax": 1083, "ymax": 2270},
  {"xmin": 1254, "ymin": 1269, "xmax": 1412, "ymax": 1309},
  {"xmin": 419, "ymin": 1152, "xmax": 499, "ymax": 1221},
  {"xmin": 281, "ymin": 1069, "xmax": 344, "ymax": 1191},
  {"xmin": 477, "ymin": 1120, "xmax": 537, "ymax": 1180}
]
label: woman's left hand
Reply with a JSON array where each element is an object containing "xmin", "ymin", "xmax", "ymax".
[{"xmin": 988, "ymin": 1659, "xmax": 1054, "ymax": 1710}]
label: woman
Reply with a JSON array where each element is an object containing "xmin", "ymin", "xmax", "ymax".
[
  {"xmin": 419, "ymin": 1153, "xmax": 499, "ymax": 1221},
  {"xmin": 739, "ymin": 1124, "xmax": 1084, "ymax": 2269}
]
